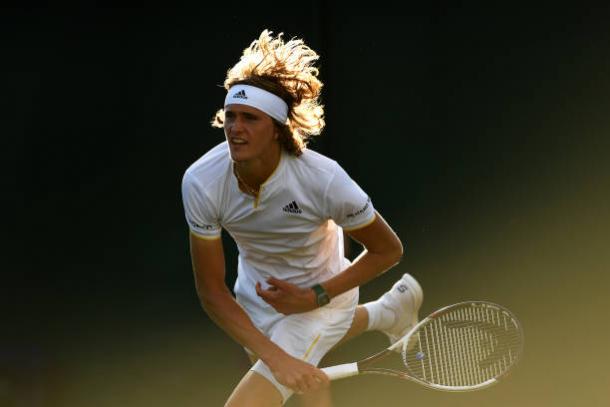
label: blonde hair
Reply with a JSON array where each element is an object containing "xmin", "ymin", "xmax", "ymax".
[{"xmin": 212, "ymin": 30, "xmax": 325, "ymax": 156}]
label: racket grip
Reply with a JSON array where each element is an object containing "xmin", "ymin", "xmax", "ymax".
[{"xmin": 321, "ymin": 363, "xmax": 359, "ymax": 380}]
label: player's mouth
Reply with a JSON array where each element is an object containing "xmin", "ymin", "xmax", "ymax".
[{"xmin": 230, "ymin": 137, "xmax": 248, "ymax": 145}]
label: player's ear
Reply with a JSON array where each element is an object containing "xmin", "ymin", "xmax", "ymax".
[{"xmin": 273, "ymin": 123, "xmax": 281, "ymax": 140}]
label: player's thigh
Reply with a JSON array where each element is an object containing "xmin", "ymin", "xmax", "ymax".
[
  {"xmin": 297, "ymin": 386, "xmax": 333, "ymax": 407},
  {"xmin": 225, "ymin": 370, "xmax": 283, "ymax": 407}
]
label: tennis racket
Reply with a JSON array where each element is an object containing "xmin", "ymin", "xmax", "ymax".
[{"xmin": 322, "ymin": 301, "xmax": 523, "ymax": 391}]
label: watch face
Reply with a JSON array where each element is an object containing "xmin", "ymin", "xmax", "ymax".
[{"xmin": 312, "ymin": 284, "xmax": 330, "ymax": 306}]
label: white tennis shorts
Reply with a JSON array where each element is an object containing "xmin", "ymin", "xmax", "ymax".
[{"xmin": 241, "ymin": 287, "xmax": 359, "ymax": 403}]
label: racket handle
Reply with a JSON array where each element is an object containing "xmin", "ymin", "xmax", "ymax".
[{"xmin": 321, "ymin": 363, "xmax": 359, "ymax": 380}]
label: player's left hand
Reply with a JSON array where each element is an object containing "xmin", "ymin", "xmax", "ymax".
[{"xmin": 255, "ymin": 277, "xmax": 317, "ymax": 314}]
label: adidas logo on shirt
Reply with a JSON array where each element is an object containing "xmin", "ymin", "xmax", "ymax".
[
  {"xmin": 282, "ymin": 200, "xmax": 303, "ymax": 214},
  {"xmin": 232, "ymin": 89, "xmax": 248, "ymax": 99}
]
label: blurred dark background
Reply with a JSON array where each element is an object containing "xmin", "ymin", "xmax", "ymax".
[{"xmin": 4, "ymin": 4, "xmax": 610, "ymax": 406}]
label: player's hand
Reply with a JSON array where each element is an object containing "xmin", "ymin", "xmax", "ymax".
[
  {"xmin": 255, "ymin": 277, "xmax": 317, "ymax": 314},
  {"xmin": 266, "ymin": 350, "xmax": 330, "ymax": 394}
]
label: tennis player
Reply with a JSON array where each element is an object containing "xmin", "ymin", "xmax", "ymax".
[{"xmin": 181, "ymin": 30, "xmax": 423, "ymax": 406}]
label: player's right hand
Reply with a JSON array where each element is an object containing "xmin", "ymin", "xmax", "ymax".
[{"xmin": 266, "ymin": 351, "xmax": 329, "ymax": 394}]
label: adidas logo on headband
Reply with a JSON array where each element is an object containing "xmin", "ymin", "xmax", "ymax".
[
  {"xmin": 224, "ymin": 84, "xmax": 288, "ymax": 123},
  {"xmin": 232, "ymin": 89, "xmax": 248, "ymax": 99}
]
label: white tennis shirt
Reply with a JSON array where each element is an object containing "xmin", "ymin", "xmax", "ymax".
[{"xmin": 181, "ymin": 142, "xmax": 375, "ymax": 320}]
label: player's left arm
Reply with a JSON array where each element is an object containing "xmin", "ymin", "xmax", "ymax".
[
  {"xmin": 257, "ymin": 211, "xmax": 402, "ymax": 313},
  {"xmin": 322, "ymin": 211, "xmax": 403, "ymax": 299}
]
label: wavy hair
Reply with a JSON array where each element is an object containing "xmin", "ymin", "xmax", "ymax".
[{"xmin": 212, "ymin": 30, "xmax": 325, "ymax": 156}]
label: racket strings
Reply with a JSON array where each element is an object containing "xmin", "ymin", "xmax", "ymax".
[{"xmin": 403, "ymin": 304, "xmax": 522, "ymax": 387}]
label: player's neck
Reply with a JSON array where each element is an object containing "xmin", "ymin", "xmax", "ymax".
[{"xmin": 234, "ymin": 144, "xmax": 282, "ymax": 189}]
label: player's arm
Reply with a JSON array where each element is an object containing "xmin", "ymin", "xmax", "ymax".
[
  {"xmin": 189, "ymin": 232, "xmax": 329, "ymax": 392},
  {"xmin": 322, "ymin": 211, "xmax": 402, "ymax": 298},
  {"xmin": 257, "ymin": 211, "xmax": 402, "ymax": 313}
]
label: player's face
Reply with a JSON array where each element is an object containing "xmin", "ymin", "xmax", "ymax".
[{"xmin": 224, "ymin": 104, "xmax": 279, "ymax": 162}]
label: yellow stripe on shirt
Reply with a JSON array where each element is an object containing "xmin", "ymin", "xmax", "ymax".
[
  {"xmin": 189, "ymin": 229, "xmax": 221, "ymax": 240},
  {"xmin": 342, "ymin": 213, "xmax": 377, "ymax": 232}
]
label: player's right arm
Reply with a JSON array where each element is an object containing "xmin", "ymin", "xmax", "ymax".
[{"xmin": 189, "ymin": 232, "xmax": 329, "ymax": 393}]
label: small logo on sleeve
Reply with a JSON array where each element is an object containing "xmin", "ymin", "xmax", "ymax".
[
  {"xmin": 282, "ymin": 200, "xmax": 303, "ymax": 214},
  {"xmin": 189, "ymin": 219, "xmax": 216, "ymax": 230},
  {"xmin": 346, "ymin": 197, "xmax": 371, "ymax": 218}
]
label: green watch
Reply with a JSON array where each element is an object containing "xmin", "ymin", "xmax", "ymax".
[{"xmin": 311, "ymin": 283, "xmax": 330, "ymax": 307}]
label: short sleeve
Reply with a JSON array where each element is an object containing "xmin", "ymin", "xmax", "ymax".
[
  {"xmin": 181, "ymin": 172, "xmax": 222, "ymax": 239},
  {"xmin": 325, "ymin": 164, "xmax": 376, "ymax": 231}
]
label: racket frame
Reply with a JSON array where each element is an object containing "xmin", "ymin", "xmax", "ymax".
[{"xmin": 322, "ymin": 301, "xmax": 523, "ymax": 392}]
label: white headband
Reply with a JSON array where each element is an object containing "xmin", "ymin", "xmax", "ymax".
[{"xmin": 224, "ymin": 84, "xmax": 289, "ymax": 123}]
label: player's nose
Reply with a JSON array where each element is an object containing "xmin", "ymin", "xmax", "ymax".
[{"xmin": 229, "ymin": 116, "xmax": 246, "ymax": 134}]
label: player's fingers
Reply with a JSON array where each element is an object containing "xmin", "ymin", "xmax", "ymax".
[
  {"xmin": 255, "ymin": 282, "xmax": 276, "ymax": 297},
  {"xmin": 303, "ymin": 374, "xmax": 320, "ymax": 392},
  {"xmin": 304, "ymin": 367, "xmax": 328, "ymax": 390},
  {"xmin": 267, "ymin": 277, "xmax": 291, "ymax": 290},
  {"xmin": 292, "ymin": 375, "xmax": 312, "ymax": 394},
  {"xmin": 284, "ymin": 378, "xmax": 299, "ymax": 393},
  {"xmin": 255, "ymin": 283, "xmax": 265, "ymax": 298},
  {"xmin": 255, "ymin": 283, "xmax": 278, "ymax": 301},
  {"xmin": 315, "ymin": 368, "xmax": 330, "ymax": 387},
  {"xmin": 255, "ymin": 289, "xmax": 274, "ymax": 304}
]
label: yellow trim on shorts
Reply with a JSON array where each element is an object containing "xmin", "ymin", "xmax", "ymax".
[
  {"xmin": 342, "ymin": 213, "xmax": 377, "ymax": 232},
  {"xmin": 189, "ymin": 229, "xmax": 221, "ymax": 240},
  {"xmin": 302, "ymin": 334, "xmax": 321, "ymax": 362}
]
